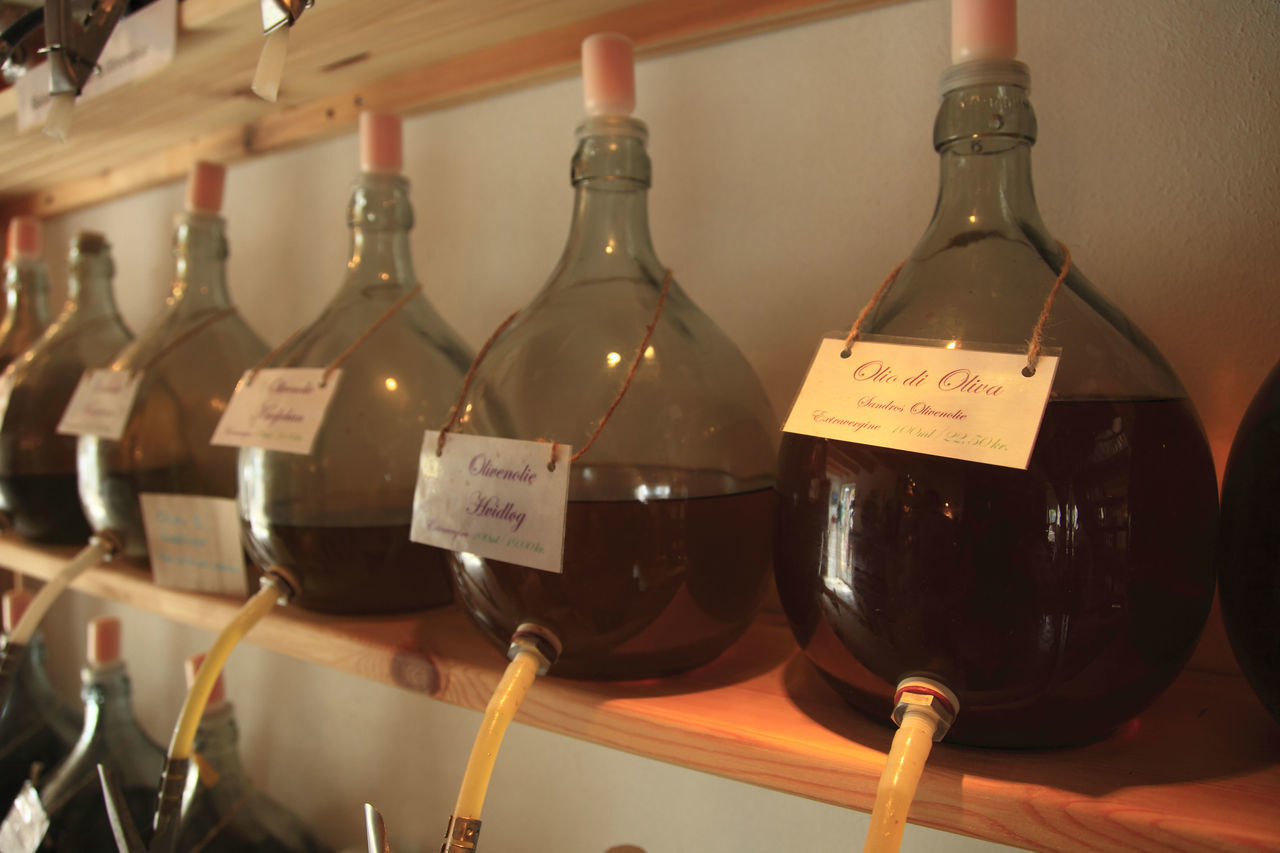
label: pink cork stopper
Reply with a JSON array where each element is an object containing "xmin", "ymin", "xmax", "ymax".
[
  {"xmin": 185, "ymin": 161, "xmax": 226, "ymax": 214},
  {"xmin": 582, "ymin": 33, "xmax": 635, "ymax": 116},
  {"xmin": 184, "ymin": 653, "xmax": 227, "ymax": 708},
  {"xmin": 952, "ymin": 0, "xmax": 1017, "ymax": 63},
  {"xmin": 360, "ymin": 111, "xmax": 402, "ymax": 174},
  {"xmin": 87, "ymin": 616, "xmax": 122, "ymax": 667},
  {"xmin": 2, "ymin": 590, "xmax": 33, "ymax": 633},
  {"xmin": 6, "ymin": 216, "xmax": 42, "ymax": 261}
]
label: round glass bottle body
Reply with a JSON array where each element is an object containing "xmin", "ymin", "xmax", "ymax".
[
  {"xmin": 774, "ymin": 64, "xmax": 1218, "ymax": 747},
  {"xmin": 239, "ymin": 173, "xmax": 472, "ymax": 614},
  {"xmin": 451, "ymin": 117, "xmax": 779, "ymax": 679},
  {"xmin": 77, "ymin": 212, "xmax": 267, "ymax": 561},
  {"xmin": 0, "ymin": 233, "xmax": 132, "ymax": 543}
]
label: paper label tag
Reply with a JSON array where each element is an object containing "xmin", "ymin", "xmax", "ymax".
[
  {"xmin": 0, "ymin": 370, "xmax": 15, "ymax": 432},
  {"xmin": 0, "ymin": 781, "xmax": 49, "ymax": 853},
  {"xmin": 210, "ymin": 368, "xmax": 342, "ymax": 455},
  {"xmin": 410, "ymin": 431, "xmax": 570, "ymax": 573},
  {"xmin": 16, "ymin": 0, "xmax": 178, "ymax": 131},
  {"xmin": 140, "ymin": 494, "xmax": 247, "ymax": 595},
  {"xmin": 783, "ymin": 337, "xmax": 1060, "ymax": 469},
  {"xmin": 56, "ymin": 368, "xmax": 142, "ymax": 440}
]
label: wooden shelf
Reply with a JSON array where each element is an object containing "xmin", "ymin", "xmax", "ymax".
[
  {"xmin": 2, "ymin": 535, "xmax": 1277, "ymax": 852},
  {"xmin": 0, "ymin": 0, "xmax": 905, "ymax": 220}
]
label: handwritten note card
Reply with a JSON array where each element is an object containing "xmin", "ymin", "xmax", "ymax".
[
  {"xmin": 140, "ymin": 494, "xmax": 247, "ymax": 595},
  {"xmin": 411, "ymin": 431, "xmax": 571, "ymax": 573},
  {"xmin": 56, "ymin": 368, "xmax": 142, "ymax": 440},
  {"xmin": 211, "ymin": 368, "xmax": 341, "ymax": 455},
  {"xmin": 783, "ymin": 337, "xmax": 1059, "ymax": 469}
]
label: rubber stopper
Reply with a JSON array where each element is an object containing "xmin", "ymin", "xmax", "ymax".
[
  {"xmin": 582, "ymin": 32, "xmax": 635, "ymax": 116},
  {"xmin": 185, "ymin": 161, "xmax": 227, "ymax": 214},
  {"xmin": 2, "ymin": 590, "xmax": 33, "ymax": 633},
  {"xmin": 359, "ymin": 111, "xmax": 402, "ymax": 174},
  {"xmin": 6, "ymin": 216, "xmax": 42, "ymax": 261},
  {"xmin": 951, "ymin": 0, "xmax": 1017, "ymax": 64},
  {"xmin": 184, "ymin": 652, "xmax": 226, "ymax": 709},
  {"xmin": 87, "ymin": 616, "xmax": 122, "ymax": 667}
]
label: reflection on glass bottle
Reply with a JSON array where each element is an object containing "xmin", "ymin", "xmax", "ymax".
[
  {"xmin": 177, "ymin": 656, "xmax": 330, "ymax": 852},
  {"xmin": 774, "ymin": 45, "xmax": 1217, "ymax": 747},
  {"xmin": 451, "ymin": 35, "xmax": 778, "ymax": 679},
  {"xmin": 0, "ymin": 217, "xmax": 51, "ymax": 372},
  {"xmin": 0, "ymin": 591, "xmax": 80, "ymax": 809},
  {"xmin": 77, "ymin": 162, "xmax": 268, "ymax": 563},
  {"xmin": 1219, "ymin": 358, "xmax": 1280, "ymax": 725},
  {"xmin": 239, "ymin": 112, "xmax": 472, "ymax": 614},
  {"xmin": 18, "ymin": 617, "xmax": 163, "ymax": 850},
  {"xmin": 0, "ymin": 232, "xmax": 132, "ymax": 544}
]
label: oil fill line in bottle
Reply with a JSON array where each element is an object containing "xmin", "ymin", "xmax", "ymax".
[
  {"xmin": 98, "ymin": 567, "xmax": 299, "ymax": 853},
  {"xmin": 0, "ymin": 531, "xmax": 121, "ymax": 714}
]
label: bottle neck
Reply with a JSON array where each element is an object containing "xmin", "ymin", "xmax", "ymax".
[
  {"xmin": 192, "ymin": 704, "xmax": 249, "ymax": 790},
  {"xmin": 0, "ymin": 257, "xmax": 51, "ymax": 334},
  {"xmin": 340, "ymin": 172, "xmax": 419, "ymax": 299},
  {"xmin": 553, "ymin": 117, "xmax": 661, "ymax": 286},
  {"xmin": 15, "ymin": 633, "xmax": 61, "ymax": 713},
  {"xmin": 67, "ymin": 241, "xmax": 122, "ymax": 321},
  {"xmin": 77, "ymin": 662, "xmax": 142, "ymax": 744},
  {"xmin": 170, "ymin": 211, "xmax": 234, "ymax": 315},
  {"xmin": 924, "ymin": 62, "xmax": 1051, "ymax": 250}
]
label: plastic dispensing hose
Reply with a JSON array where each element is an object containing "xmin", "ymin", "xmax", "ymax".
[
  {"xmin": 443, "ymin": 624, "xmax": 560, "ymax": 853},
  {"xmin": 149, "ymin": 572, "xmax": 293, "ymax": 851},
  {"xmin": 7, "ymin": 538, "xmax": 110, "ymax": 646},
  {"xmin": 863, "ymin": 678, "xmax": 960, "ymax": 853}
]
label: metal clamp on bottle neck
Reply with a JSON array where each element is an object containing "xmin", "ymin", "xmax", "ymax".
[{"xmin": 441, "ymin": 815, "xmax": 481, "ymax": 852}]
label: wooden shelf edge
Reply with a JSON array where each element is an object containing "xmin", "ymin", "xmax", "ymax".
[
  {"xmin": 0, "ymin": 0, "xmax": 900, "ymax": 220},
  {"xmin": 3, "ymin": 534, "xmax": 1278, "ymax": 853}
]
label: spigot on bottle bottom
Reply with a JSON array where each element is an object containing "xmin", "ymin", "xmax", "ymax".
[
  {"xmin": 508, "ymin": 622, "xmax": 562, "ymax": 674},
  {"xmin": 891, "ymin": 677, "xmax": 959, "ymax": 740},
  {"xmin": 441, "ymin": 815, "xmax": 481, "ymax": 852}
]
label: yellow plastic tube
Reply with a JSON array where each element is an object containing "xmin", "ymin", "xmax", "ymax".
[
  {"xmin": 9, "ymin": 540, "xmax": 106, "ymax": 646},
  {"xmin": 166, "ymin": 578, "xmax": 284, "ymax": 762},
  {"xmin": 452, "ymin": 647, "xmax": 544, "ymax": 821},
  {"xmin": 863, "ymin": 703, "xmax": 942, "ymax": 853}
]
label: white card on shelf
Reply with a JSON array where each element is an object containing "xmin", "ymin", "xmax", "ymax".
[
  {"xmin": 55, "ymin": 368, "xmax": 142, "ymax": 440},
  {"xmin": 411, "ymin": 431, "xmax": 570, "ymax": 574},
  {"xmin": 783, "ymin": 336, "xmax": 1060, "ymax": 469},
  {"xmin": 210, "ymin": 368, "xmax": 341, "ymax": 455},
  {"xmin": 140, "ymin": 494, "xmax": 247, "ymax": 595}
]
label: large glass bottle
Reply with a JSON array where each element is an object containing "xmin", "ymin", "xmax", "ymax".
[
  {"xmin": 238, "ymin": 112, "xmax": 472, "ymax": 614},
  {"xmin": 0, "ymin": 216, "xmax": 51, "ymax": 372},
  {"xmin": 0, "ymin": 232, "xmax": 132, "ymax": 544},
  {"xmin": 77, "ymin": 162, "xmax": 268, "ymax": 562},
  {"xmin": 450, "ymin": 34, "xmax": 778, "ymax": 679},
  {"xmin": 1219, "ymin": 358, "xmax": 1280, "ymax": 724},
  {"xmin": 14, "ymin": 616, "xmax": 164, "ymax": 850},
  {"xmin": 774, "ymin": 38, "xmax": 1218, "ymax": 746},
  {"xmin": 176, "ymin": 656, "xmax": 330, "ymax": 852},
  {"xmin": 0, "ymin": 591, "xmax": 80, "ymax": 809}
]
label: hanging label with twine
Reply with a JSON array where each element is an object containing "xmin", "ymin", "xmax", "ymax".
[
  {"xmin": 411, "ymin": 431, "xmax": 572, "ymax": 573},
  {"xmin": 211, "ymin": 285, "xmax": 421, "ymax": 455},
  {"xmin": 412, "ymin": 269, "xmax": 674, "ymax": 573},
  {"xmin": 211, "ymin": 368, "xmax": 341, "ymax": 455},
  {"xmin": 783, "ymin": 246, "xmax": 1070, "ymax": 470},
  {"xmin": 56, "ymin": 368, "xmax": 143, "ymax": 440}
]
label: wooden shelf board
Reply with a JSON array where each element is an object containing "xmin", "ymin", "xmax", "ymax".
[
  {"xmin": 0, "ymin": 0, "xmax": 904, "ymax": 219},
  {"xmin": 2, "ymin": 535, "xmax": 1277, "ymax": 852}
]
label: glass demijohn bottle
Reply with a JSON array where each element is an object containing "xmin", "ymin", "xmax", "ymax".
[
  {"xmin": 1218, "ymin": 358, "xmax": 1280, "ymax": 724},
  {"xmin": 238, "ymin": 111, "xmax": 473, "ymax": 614},
  {"xmin": 10, "ymin": 617, "xmax": 164, "ymax": 850},
  {"xmin": 450, "ymin": 34, "xmax": 778, "ymax": 679},
  {"xmin": 0, "ymin": 217, "xmax": 51, "ymax": 373},
  {"xmin": 177, "ymin": 655, "xmax": 329, "ymax": 852},
  {"xmin": 76, "ymin": 162, "xmax": 268, "ymax": 563},
  {"xmin": 0, "ymin": 232, "xmax": 132, "ymax": 544},
  {"xmin": 773, "ymin": 0, "xmax": 1218, "ymax": 747},
  {"xmin": 0, "ymin": 591, "xmax": 80, "ymax": 810}
]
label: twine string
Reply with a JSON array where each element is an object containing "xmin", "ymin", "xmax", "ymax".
[
  {"xmin": 132, "ymin": 308, "xmax": 238, "ymax": 376},
  {"xmin": 436, "ymin": 309, "xmax": 522, "ymax": 457}
]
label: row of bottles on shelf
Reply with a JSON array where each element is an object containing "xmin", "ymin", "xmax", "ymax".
[
  {"xmin": 0, "ymin": 592, "xmax": 327, "ymax": 852},
  {"xmin": 0, "ymin": 0, "xmax": 1274, "ymax": 848}
]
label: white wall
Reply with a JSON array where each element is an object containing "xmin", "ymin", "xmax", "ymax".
[{"xmin": 29, "ymin": 0, "xmax": 1280, "ymax": 850}]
